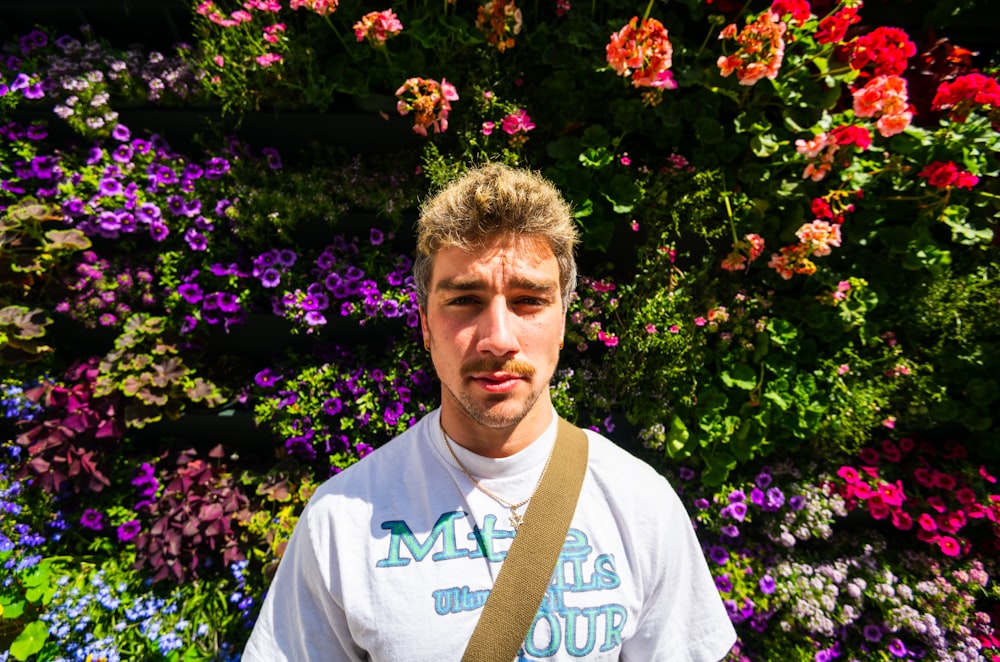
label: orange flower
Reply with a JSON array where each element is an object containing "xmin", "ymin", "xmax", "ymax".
[
  {"xmin": 717, "ymin": 11, "xmax": 787, "ymax": 86},
  {"xmin": 476, "ymin": 0, "xmax": 523, "ymax": 52},
  {"xmin": 606, "ymin": 16, "xmax": 677, "ymax": 89}
]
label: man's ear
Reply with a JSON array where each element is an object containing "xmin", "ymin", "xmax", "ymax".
[{"xmin": 419, "ymin": 305, "xmax": 430, "ymax": 348}]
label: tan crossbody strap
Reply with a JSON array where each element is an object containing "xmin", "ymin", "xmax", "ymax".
[{"xmin": 461, "ymin": 417, "xmax": 589, "ymax": 662}]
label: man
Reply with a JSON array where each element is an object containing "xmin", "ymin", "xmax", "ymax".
[{"xmin": 243, "ymin": 164, "xmax": 736, "ymax": 661}]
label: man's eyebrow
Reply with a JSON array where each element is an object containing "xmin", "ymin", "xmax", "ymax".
[{"xmin": 434, "ymin": 276, "xmax": 558, "ymax": 293}]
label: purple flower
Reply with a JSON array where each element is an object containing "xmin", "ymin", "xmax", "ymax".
[
  {"xmin": 99, "ymin": 177, "xmax": 122, "ymax": 196},
  {"xmin": 678, "ymin": 467, "xmax": 695, "ymax": 481},
  {"xmin": 148, "ymin": 222, "xmax": 169, "ymax": 242},
  {"xmin": 728, "ymin": 489, "xmax": 746, "ymax": 503},
  {"xmin": 755, "ymin": 470, "xmax": 772, "ymax": 489},
  {"xmin": 24, "ymin": 83, "xmax": 45, "ymax": 99},
  {"xmin": 763, "ymin": 487, "xmax": 785, "ymax": 511},
  {"xmin": 205, "ymin": 157, "xmax": 230, "ymax": 179},
  {"xmin": 370, "ymin": 228, "xmax": 384, "ymax": 246},
  {"xmin": 758, "ymin": 574, "xmax": 776, "ymax": 595},
  {"xmin": 215, "ymin": 199, "xmax": 232, "ymax": 217},
  {"xmin": 720, "ymin": 524, "xmax": 740, "ymax": 538},
  {"xmin": 117, "ymin": 519, "xmax": 141, "ymax": 542},
  {"xmin": 184, "ymin": 228, "xmax": 208, "ymax": 251},
  {"xmin": 708, "ymin": 546, "xmax": 729, "ymax": 565},
  {"xmin": 80, "ymin": 509, "xmax": 104, "ymax": 531},
  {"xmin": 184, "ymin": 163, "xmax": 204, "ymax": 179},
  {"xmin": 262, "ymin": 147, "xmax": 282, "ymax": 170},
  {"xmin": 863, "ymin": 624, "xmax": 883, "ymax": 642},
  {"xmin": 260, "ymin": 268, "xmax": 281, "ymax": 288},
  {"xmin": 181, "ymin": 315, "xmax": 198, "ymax": 333},
  {"xmin": 155, "ymin": 165, "xmax": 178, "ymax": 185},
  {"xmin": 694, "ymin": 498, "xmax": 710, "ymax": 510},
  {"xmin": 214, "ymin": 292, "xmax": 240, "ymax": 313},
  {"xmin": 276, "ymin": 249, "xmax": 296, "ymax": 268},
  {"xmin": 887, "ymin": 638, "xmax": 907, "ymax": 658},
  {"xmin": 381, "ymin": 299, "xmax": 400, "ymax": 317},
  {"xmin": 255, "ymin": 368, "xmax": 283, "ymax": 388},
  {"xmin": 113, "ymin": 144, "xmax": 134, "ymax": 163},
  {"xmin": 177, "ymin": 283, "xmax": 203, "ymax": 304},
  {"xmin": 304, "ymin": 311, "xmax": 326, "ymax": 326},
  {"xmin": 137, "ymin": 202, "xmax": 161, "ymax": 223},
  {"xmin": 789, "ymin": 494, "xmax": 807, "ymax": 511},
  {"xmin": 715, "ymin": 574, "xmax": 733, "ymax": 593},
  {"xmin": 724, "ymin": 502, "xmax": 748, "ymax": 522},
  {"xmin": 750, "ymin": 487, "xmax": 765, "ymax": 507},
  {"xmin": 112, "ymin": 124, "xmax": 131, "ymax": 141}
]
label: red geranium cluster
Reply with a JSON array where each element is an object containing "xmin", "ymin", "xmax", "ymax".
[
  {"xmin": 717, "ymin": 11, "xmax": 787, "ymax": 86},
  {"xmin": 918, "ymin": 160, "xmax": 979, "ymax": 189},
  {"xmin": 847, "ymin": 26, "xmax": 916, "ymax": 77},
  {"xmin": 395, "ymin": 77, "xmax": 459, "ymax": 136},
  {"xmin": 834, "ymin": 438, "xmax": 1000, "ymax": 558},
  {"xmin": 814, "ymin": 1, "xmax": 861, "ymax": 45},
  {"xmin": 606, "ymin": 16, "xmax": 677, "ymax": 89},
  {"xmin": 770, "ymin": 0, "xmax": 811, "ymax": 26},
  {"xmin": 931, "ymin": 72, "xmax": 1000, "ymax": 126}
]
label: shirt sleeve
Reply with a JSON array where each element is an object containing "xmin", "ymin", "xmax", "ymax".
[
  {"xmin": 242, "ymin": 498, "xmax": 367, "ymax": 662},
  {"xmin": 621, "ymin": 479, "xmax": 737, "ymax": 662}
]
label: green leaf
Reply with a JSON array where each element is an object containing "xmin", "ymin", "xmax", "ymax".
[
  {"xmin": 1, "ymin": 599, "xmax": 26, "ymax": 619},
  {"xmin": 701, "ymin": 450, "xmax": 737, "ymax": 486},
  {"xmin": 665, "ymin": 415, "xmax": 690, "ymax": 457},
  {"xmin": 720, "ymin": 363, "xmax": 757, "ymax": 390},
  {"xmin": 10, "ymin": 620, "xmax": 48, "ymax": 660}
]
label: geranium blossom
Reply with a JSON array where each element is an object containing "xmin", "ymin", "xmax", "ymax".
[
  {"xmin": 606, "ymin": 16, "xmax": 676, "ymax": 89},
  {"xmin": 917, "ymin": 160, "xmax": 979, "ymax": 189},
  {"xmin": 721, "ymin": 233, "xmax": 766, "ymax": 271},
  {"xmin": 852, "ymin": 74, "xmax": 913, "ymax": 137},
  {"xmin": 794, "ymin": 124, "xmax": 870, "ymax": 181},
  {"xmin": 847, "ymin": 26, "xmax": 916, "ymax": 77},
  {"xmin": 476, "ymin": 0, "xmax": 523, "ymax": 53},
  {"xmin": 814, "ymin": 2, "xmax": 862, "ymax": 44},
  {"xmin": 770, "ymin": 0, "xmax": 811, "ymax": 26},
  {"xmin": 717, "ymin": 11, "xmax": 787, "ymax": 86},
  {"xmin": 353, "ymin": 10, "xmax": 403, "ymax": 45},
  {"xmin": 394, "ymin": 77, "xmax": 459, "ymax": 136},
  {"xmin": 931, "ymin": 72, "xmax": 1000, "ymax": 126},
  {"xmin": 289, "ymin": 0, "xmax": 338, "ymax": 17}
]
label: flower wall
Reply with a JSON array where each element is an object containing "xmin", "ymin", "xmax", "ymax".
[{"xmin": 1, "ymin": 0, "xmax": 999, "ymax": 659}]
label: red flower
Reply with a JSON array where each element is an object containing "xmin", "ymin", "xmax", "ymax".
[
  {"xmin": 770, "ymin": 0, "xmax": 811, "ymax": 25},
  {"xmin": 931, "ymin": 72, "xmax": 1000, "ymax": 123},
  {"xmin": 847, "ymin": 26, "xmax": 916, "ymax": 77},
  {"xmin": 830, "ymin": 124, "xmax": 872, "ymax": 149},
  {"xmin": 918, "ymin": 160, "xmax": 979, "ymax": 189},
  {"xmin": 814, "ymin": 3, "xmax": 861, "ymax": 45}
]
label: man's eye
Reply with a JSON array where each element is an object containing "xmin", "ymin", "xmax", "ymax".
[
  {"xmin": 446, "ymin": 296, "xmax": 477, "ymax": 306},
  {"xmin": 516, "ymin": 297, "xmax": 546, "ymax": 307}
]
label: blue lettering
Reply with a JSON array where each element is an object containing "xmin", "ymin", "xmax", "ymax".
[
  {"xmin": 433, "ymin": 585, "xmax": 490, "ymax": 615},
  {"xmin": 593, "ymin": 554, "xmax": 621, "ymax": 589},
  {"xmin": 600, "ymin": 604, "xmax": 628, "ymax": 652},
  {"xmin": 376, "ymin": 511, "xmax": 469, "ymax": 567},
  {"xmin": 525, "ymin": 610, "xmax": 561, "ymax": 658},
  {"xmin": 563, "ymin": 606, "xmax": 599, "ymax": 656}
]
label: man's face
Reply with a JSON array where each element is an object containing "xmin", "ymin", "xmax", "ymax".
[{"xmin": 420, "ymin": 234, "xmax": 565, "ymax": 442}]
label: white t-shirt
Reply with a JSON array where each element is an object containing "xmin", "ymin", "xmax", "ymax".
[{"xmin": 243, "ymin": 409, "xmax": 736, "ymax": 661}]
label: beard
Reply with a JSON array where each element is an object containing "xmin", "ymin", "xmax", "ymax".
[{"xmin": 443, "ymin": 357, "xmax": 547, "ymax": 430}]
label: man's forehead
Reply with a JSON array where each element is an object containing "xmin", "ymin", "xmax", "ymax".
[{"xmin": 429, "ymin": 234, "xmax": 559, "ymax": 286}]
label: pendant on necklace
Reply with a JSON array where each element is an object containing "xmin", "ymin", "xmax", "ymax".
[{"xmin": 509, "ymin": 508, "xmax": 525, "ymax": 530}]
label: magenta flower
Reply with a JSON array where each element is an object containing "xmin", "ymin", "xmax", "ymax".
[
  {"xmin": 80, "ymin": 509, "xmax": 104, "ymax": 530},
  {"xmin": 117, "ymin": 519, "xmax": 141, "ymax": 542},
  {"xmin": 501, "ymin": 109, "xmax": 536, "ymax": 135}
]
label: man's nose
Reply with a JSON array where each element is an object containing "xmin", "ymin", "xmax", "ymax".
[{"xmin": 476, "ymin": 299, "xmax": 518, "ymax": 356}]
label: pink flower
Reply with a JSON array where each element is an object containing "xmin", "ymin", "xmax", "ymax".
[
  {"xmin": 852, "ymin": 75, "xmax": 913, "ymax": 137},
  {"xmin": 645, "ymin": 323, "xmax": 657, "ymax": 334},
  {"xmin": 290, "ymin": 0, "xmax": 338, "ymax": 17},
  {"xmin": 717, "ymin": 11, "xmax": 787, "ymax": 86},
  {"xmin": 620, "ymin": 155, "xmax": 632, "ymax": 166},
  {"xmin": 937, "ymin": 535, "xmax": 961, "ymax": 557},
  {"xmin": 395, "ymin": 77, "xmax": 459, "ymax": 136},
  {"xmin": 837, "ymin": 364, "xmax": 850, "ymax": 375},
  {"xmin": 256, "ymin": 53, "xmax": 283, "ymax": 67},
  {"xmin": 918, "ymin": 513, "xmax": 937, "ymax": 531},
  {"xmin": 668, "ymin": 325, "xmax": 680, "ymax": 333},
  {"xmin": 501, "ymin": 108, "xmax": 536, "ymax": 134},
  {"xmin": 598, "ymin": 330, "xmax": 619, "ymax": 347},
  {"xmin": 481, "ymin": 121, "xmax": 495, "ymax": 136},
  {"xmin": 607, "ymin": 16, "xmax": 676, "ymax": 88},
  {"xmin": 694, "ymin": 316, "xmax": 707, "ymax": 326},
  {"xmin": 353, "ymin": 9, "xmax": 403, "ymax": 45}
]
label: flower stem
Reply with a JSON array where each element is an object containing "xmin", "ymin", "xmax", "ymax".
[{"xmin": 642, "ymin": 0, "xmax": 655, "ymax": 21}]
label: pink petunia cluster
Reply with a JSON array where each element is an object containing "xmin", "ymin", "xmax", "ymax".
[
  {"xmin": 606, "ymin": 16, "xmax": 676, "ymax": 89},
  {"xmin": 353, "ymin": 9, "xmax": 403, "ymax": 45},
  {"xmin": 717, "ymin": 11, "xmax": 787, "ymax": 86},
  {"xmin": 835, "ymin": 438, "xmax": 1000, "ymax": 559},
  {"xmin": 852, "ymin": 74, "xmax": 912, "ymax": 137},
  {"xmin": 918, "ymin": 160, "xmax": 979, "ymax": 189},
  {"xmin": 289, "ymin": 0, "xmax": 338, "ymax": 17},
  {"xmin": 394, "ymin": 77, "xmax": 459, "ymax": 136}
]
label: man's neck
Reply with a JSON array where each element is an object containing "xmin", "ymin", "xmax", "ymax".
[{"xmin": 439, "ymin": 400, "xmax": 554, "ymax": 459}]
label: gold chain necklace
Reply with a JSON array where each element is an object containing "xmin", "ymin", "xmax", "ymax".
[{"xmin": 441, "ymin": 422, "xmax": 555, "ymax": 531}]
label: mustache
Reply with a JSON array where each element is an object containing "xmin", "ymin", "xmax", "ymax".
[{"xmin": 460, "ymin": 357, "xmax": 536, "ymax": 379}]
